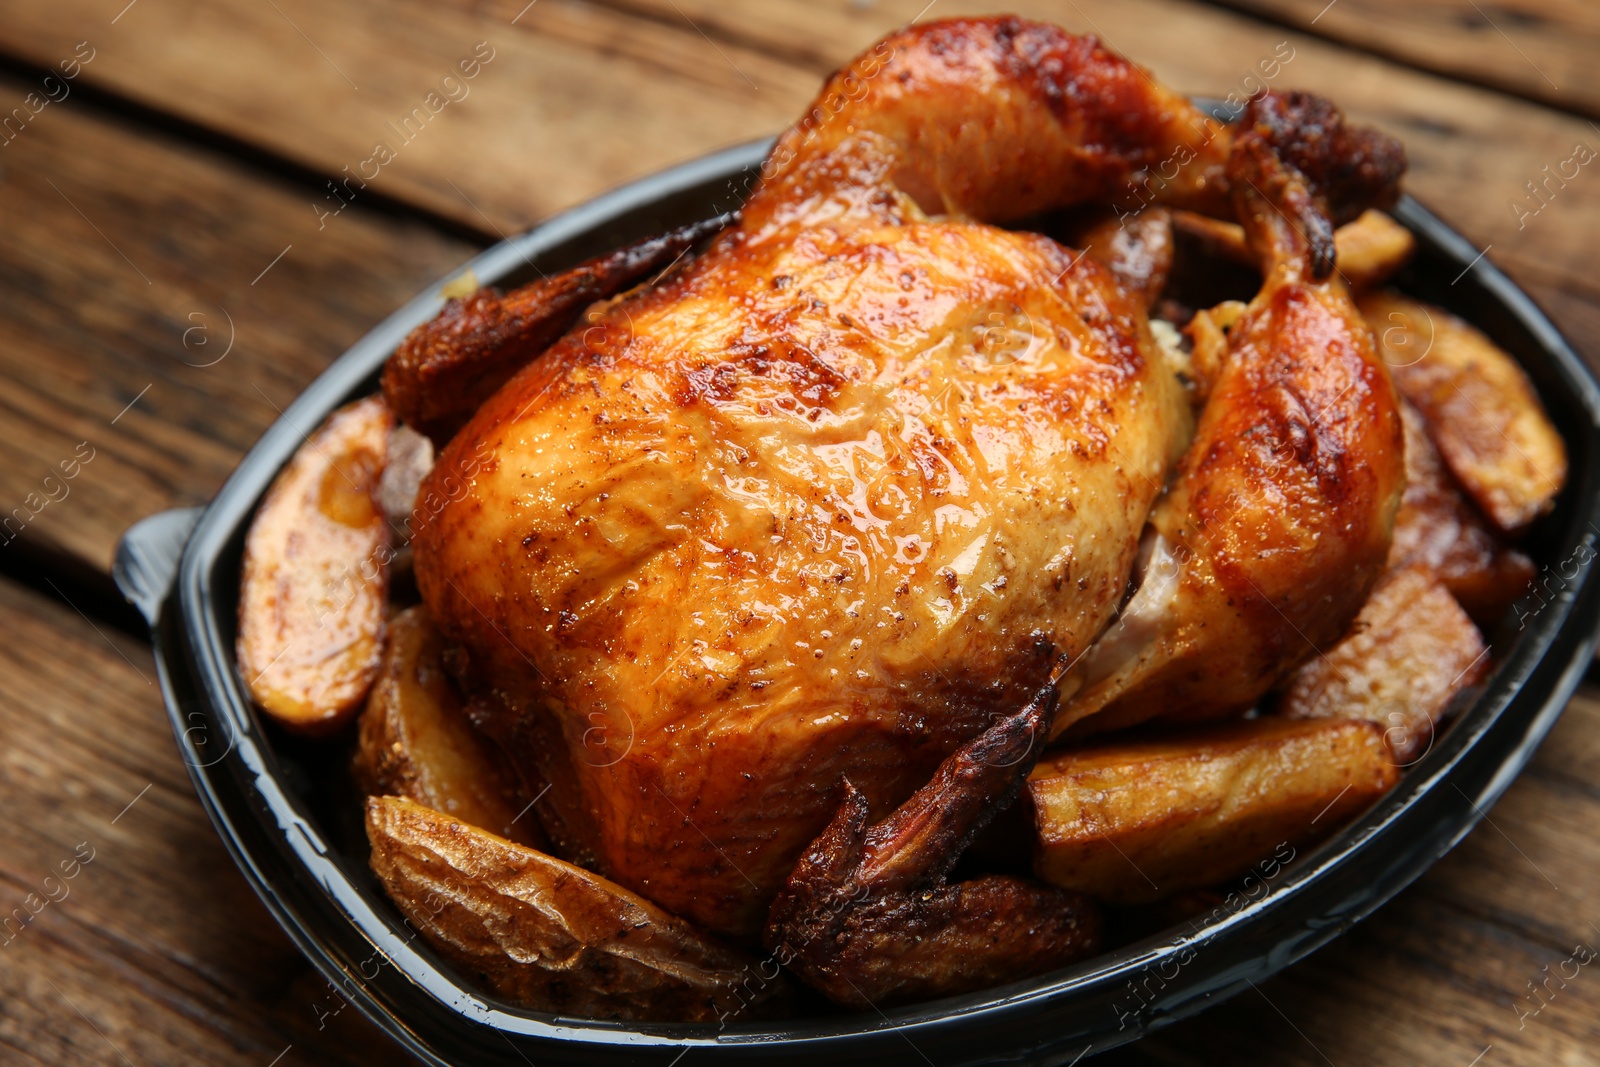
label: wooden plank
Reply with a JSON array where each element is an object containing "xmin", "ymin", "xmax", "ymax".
[
  {"xmin": 0, "ymin": 576, "xmax": 414, "ymax": 1065},
  {"xmin": 575, "ymin": 0, "xmax": 1600, "ymax": 323},
  {"xmin": 0, "ymin": 0, "xmax": 807, "ymax": 235},
  {"xmin": 5, "ymin": 554, "xmax": 1594, "ymax": 1066},
  {"xmin": 0, "ymin": 0, "xmax": 1593, "ymax": 585},
  {"xmin": 0, "ymin": 4, "xmax": 1595, "ymax": 1059},
  {"xmin": 0, "ymin": 72, "xmax": 474, "ymax": 574},
  {"xmin": 1207, "ymin": 0, "xmax": 1600, "ymax": 120},
  {"xmin": 0, "ymin": 0, "xmax": 1596, "ymax": 290},
  {"xmin": 1, "ymin": 0, "xmax": 1595, "ymax": 382}
]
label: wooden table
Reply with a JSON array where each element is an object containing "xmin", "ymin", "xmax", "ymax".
[{"xmin": 1, "ymin": 1, "xmax": 1596, "ymax": 1063}]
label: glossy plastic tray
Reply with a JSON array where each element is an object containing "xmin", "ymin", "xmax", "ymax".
[{"xmin": 116, "ymin": 136, "xmax": 1600, "ymax": 1066}]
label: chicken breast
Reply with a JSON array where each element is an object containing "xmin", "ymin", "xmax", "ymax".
[{"xmin": 415, "ymin": 220, "xmax": 1187, "ymax": 935}]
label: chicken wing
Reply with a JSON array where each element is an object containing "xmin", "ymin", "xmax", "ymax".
[{"xmin": 383, "ymin": 214, "xmax": 733, "ymax": 443}]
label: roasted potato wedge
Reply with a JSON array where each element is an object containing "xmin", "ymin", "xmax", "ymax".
[
  {"xmin": 1172, "ymin": 208, "xmax": 1413, "ymax": 290},
  {"xmin": 1391, "ymin": 399, "xmax": 1534, "ymax": 622},
  {"xmin": 1279, "ymin": 566, "xmax": 1487, "ymax": 765},
  {"xmin": 1330, "ymin": 209, "xmax": 1416, "ymax": 290},
  {"xmin": 354, "ymin": 606, "xmax": 544, "ymax": 848},
  {"xmin": 1028, "ymin": 718, "xmax": 1398, "ymax": 903},
  {"xmin": 1361, "ymin": 291, "xmax": 1566, "ymax": 533},
  {"xmin": 237, "ymin": 395, "xmax": 392, "ymax": 735},
  {"xmin": 366, "ymin": 796, "xmax": 794, "ymax": 1022}
]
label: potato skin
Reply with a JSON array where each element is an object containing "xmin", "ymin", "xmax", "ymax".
[
  {"xmin": 237, "ymin": 395, "xmax": 392, "ymax": 735},
  {"xmin": 1389, "ymin": 400, "xmax": 1533, "ymax": 624},
  {"xmin": 1361, "ymin": 291, "xmax": 1566, "ymax": 533},
  {"xmin": 1028, "ymin": 718, "xmax": 1398, "ymax": 903},
  {"xmin": 365, "ymin": 796, "xmax": 794, "ymax": 1023},
  {"xmin": 1278, "ymin": 566, "xmax": 1487, "ymax": 765},
  {"xmin": 354, "ymin": 606, "xmax": 545, "ymax": 848}
]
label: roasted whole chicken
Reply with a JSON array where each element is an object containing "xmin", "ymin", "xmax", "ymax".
[{"xmin": 238, "ymin": 16, "xmax": 1566, "ymax": 1020}]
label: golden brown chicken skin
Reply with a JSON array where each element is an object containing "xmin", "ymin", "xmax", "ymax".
[
  {"xmin": 411, "ymin": 17, "xmax": 1225, "ymax": 937},
  {"xmin": 416, "ymin": 222, "xmax": 1184, "ymax": 936}
]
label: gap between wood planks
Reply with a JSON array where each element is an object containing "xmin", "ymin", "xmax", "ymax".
[
  {"xmin": 0, "ymin": 49, "xmax": 501, "ymax": 249},
  {"xmin": 0, "ymin": 575, "xmax": 412, "ymax": 1065},
  {"xmin": 0, "ymin": 15, "xmax": 1593, "ymax": 1063},
  {"xmin": 0, "ymin": 51, "xmax": 493, "ymax": 636},
  {"xmin": 0, "ymin": 13, "xmax": 1590, "ymax": 1067}
]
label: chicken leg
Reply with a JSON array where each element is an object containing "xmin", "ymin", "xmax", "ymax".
[{"xmin": 1058, "ymin": 91, "xmax": 1408, "ymax": 737}]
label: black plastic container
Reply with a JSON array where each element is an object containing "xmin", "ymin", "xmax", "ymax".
[{"xmin": 116, "ymin": 136, "xmax": 1600, "ymax": 1066}]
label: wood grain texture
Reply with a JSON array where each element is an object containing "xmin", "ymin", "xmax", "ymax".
[
  {"xmin": 0, "ymin": 0, "xmax": 1596, "ymax": 580},
  {"xmin": 1209, "ymin": 0, "xmax": 1600, "ymax": 119},
  {"xmin": 0, "ymin": 0, "xmax": 1596, "ymax": 294},
  {"xmin": 0, "ymin": 0, "xmax": 1594, "ymax": 413},
  {"xmin": 0, "ymin": 0, "xmax": 807, "ymax": 236},
  {"xmin": 0, "ymin": 576, "xmax": 410, "ymax": 1065},
  {"xmin": 0, "ymin": 72, "xmax": 472, "ymax": 573},
  {"xmin": 0, "ymin": 0, "xmax": 1596, "ymax": 1063},
  {"xmin": 4, "ymin": 563, "xmax": 1596, "ymax": 1066}
]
